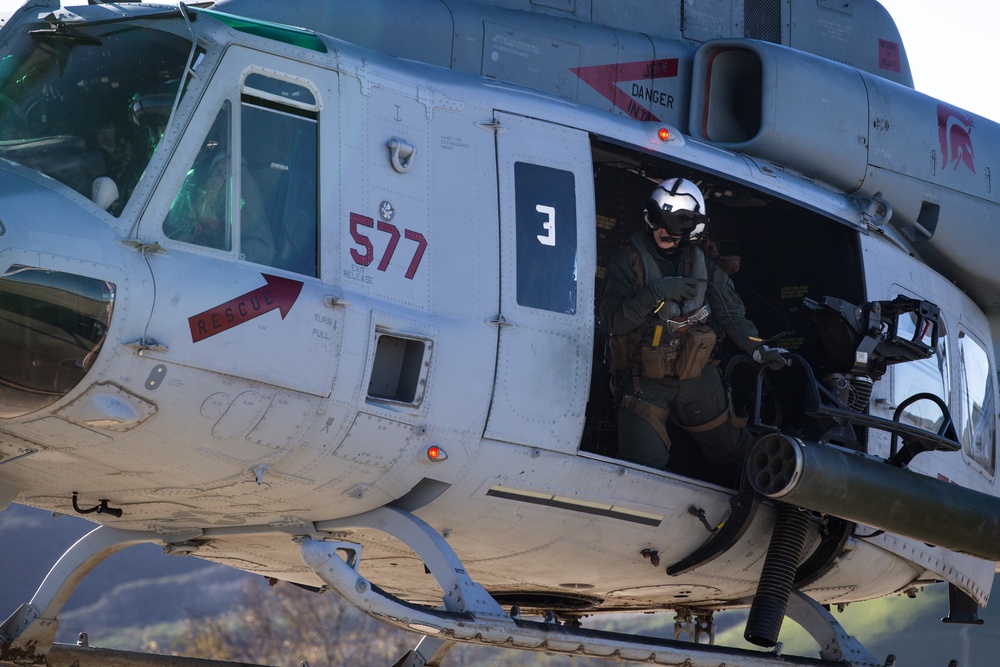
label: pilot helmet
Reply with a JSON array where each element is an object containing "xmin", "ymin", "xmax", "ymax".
[
  {"xmin": 129, "ymin": 80, "xmax": 181, "ymax": 135},
  {"xmin": 643, "ymin": 178, "xmax": 708, "ymax": 237},
  {"xmin": 129, "ymin": 92, "xmax": 175, "ymax": 129}
]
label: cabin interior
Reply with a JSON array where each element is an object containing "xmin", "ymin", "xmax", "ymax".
[{"xmin": 581, "ymin": 137, "xmax": 868, "ymax": 481}]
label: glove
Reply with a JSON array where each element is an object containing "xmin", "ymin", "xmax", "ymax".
[
  {"xmin": 649, "ymin": 277, "xmax": 700, "ymax": 303},
  {"xmin": 753, "ymin": 345, "xmax": 790, "ymax": 370}
]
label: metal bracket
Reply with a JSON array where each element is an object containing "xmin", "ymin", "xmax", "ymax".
[
  {"xmin": 474, "ymin": 119, "xmax": 506, "ymax": 133},
  {"xmin": 784, "ymin": 590, "xmax": 881, "ymax": 665},
  {"xmin": 0, "ymin": 526, "xmax": 159, "ymax": 664},
  {"xmin": 667, "ymin": 481, "xmax": 760, "ymax": 576},
  {"xmin": 485, "ymin": 314, "xmax": 515, "ymax": 330},
  {"xmin": 388, "ymin": 138, "xmax": 416, "ymax": 174},
  {"xmin": 942, "ymin": 583, "xmax": 984, "ymax": 625},
  {"xmin": 674, "ymin": 609, "xmax": 715, "ymax": 644},
  {"xmin": 123, "ymin": 338, "xmax": 169, "ymax": 353},
  {"xmin": 860, "ymin": 192, "xmax": 892, "ymax": 228},
  {"xmin": 387, "ymin": 635, "xmax": 455, "ymax": 667},
  {"xmin": 323, "ymin": 295, "xmax": 351, "ymax": 308},
  {"xmin": 119, "ymin": 239, "xmax": 167, "ymax": 255},
  {"xmin": 312, "ymin": 506, "xmax": 506, "ymax": 620}
]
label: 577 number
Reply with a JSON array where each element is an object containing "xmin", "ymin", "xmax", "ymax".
[{"xmin": 349, "ymin": 213, "xmax": 428, "ymax": 280}]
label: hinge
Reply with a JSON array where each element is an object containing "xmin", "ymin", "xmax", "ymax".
[
  {"xmin": 486, "ymin": 314, "xmax": 515, "ymax": 330},
  {"xmin": 120, "ymin": 239, "xmax": 167, "ymax": 255},
  {"xmin": 324, "ymin": 295, "xmax": 352, "ymax": 308},
  {"xmin": 475, "ymin": 119, "xmax": 506, "ymax": 133},
  {"xmin": 124, "ymin": 337, "xmax": 169, "ymax": 353}
]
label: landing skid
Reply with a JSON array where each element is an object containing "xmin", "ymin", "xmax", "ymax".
[
  {"xmin": 0, "ymin": 506, "xmax": 923, "ymax": 667},
  {"xmin": 305, "ymin": 506, "xmax": 885, "ymax": 667},
  {"xmin": 0, "ymin": 525, "xmax": 159, "ymax": 665},
  {"xmin": 0, "ymin": 524, "xmax": 279, "ymax": 667},
  {"xmin": 18, "ymin": 641, "xmax": 277, "ymax": 667}
]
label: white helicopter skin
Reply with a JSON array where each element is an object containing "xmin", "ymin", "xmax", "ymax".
[{"xmin": 0, "ymin": 1, "xmax": 998, "ymax": 666}]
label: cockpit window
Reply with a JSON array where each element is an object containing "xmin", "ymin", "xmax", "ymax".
[
  {"xmin": 0, "ymin": 266, "xmax": 114, "ymax": 418},
  {"xmin": 162, "ymin": 73, "xmax": 320, "ymax": 276},
  {"xmin": 163, "ymin": 104, "xmax": 234, "ymax": 253},
  {"xmin": 240, "ymin": 75, "xmax": 319, "ymax": 276},
  {"xmin": 0, "ymin": 22, "xmax": 191, "ymax": 215}
]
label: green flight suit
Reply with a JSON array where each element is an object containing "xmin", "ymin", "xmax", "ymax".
[{"xmin": 600, "ymin": 231, "xmax": 760, "ymax": 474}]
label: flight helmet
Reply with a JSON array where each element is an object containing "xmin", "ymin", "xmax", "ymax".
[{"xmin": 643, "ymin": 178, "xmax": 708, "ymax": 237}]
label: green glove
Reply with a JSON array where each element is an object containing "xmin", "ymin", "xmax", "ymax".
[
  {"xmin": 650, "ymin": 277, "xmax": 700, "ymax": 303},
  {"xmin": 753, "ymin": 345, "xmax": 790, "ymax": 370}
]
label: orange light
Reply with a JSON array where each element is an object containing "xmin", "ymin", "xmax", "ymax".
[
  {"xmin": 426, "ymin": 445, "xmax": 447, "ymax": 462},
  {"xmin": 657, "ymin": 127, "xmax": 671, "ymax": 141}
]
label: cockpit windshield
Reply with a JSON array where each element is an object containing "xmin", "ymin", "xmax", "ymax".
[{"xmin": 0, "ymin": 20, "xmax": 191, "ymax": 215}]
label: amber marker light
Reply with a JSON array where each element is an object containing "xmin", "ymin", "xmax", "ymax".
[
  {"xmin": 657, "ymin": 127, "xmax": 672, "ymax": 141},
  {"xmin": 426, "ymin": 445, "xmax": 447, "ymax": 462}
]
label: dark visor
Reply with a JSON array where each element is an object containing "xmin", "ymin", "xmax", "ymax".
[{"xmin": 646, "ymin": 206, "xmax": 707, "ymax": 234}]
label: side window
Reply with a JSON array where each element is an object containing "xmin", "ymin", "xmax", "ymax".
[
  {"xmin": 162, "ymin": 75, "xmax": 320, "ymax": 277},
  {"xmin": 892, "ymin": 310, "xmax": 949, "ymax": 433},
  {"xmin": 240, "ymin": 74, "xmax": 319, "ymax": 276},
  {"xmin": 959, "ymin": 331, "xmax": 996, "ymax": 475},
  {"xmin": 163, "ymin": 103, "xmax": 233, "ymax": 252}
]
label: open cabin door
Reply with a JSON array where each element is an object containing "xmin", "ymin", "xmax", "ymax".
[{"xmin": 485, "ymin": 112, "xmax": 596, "ymax": 453}]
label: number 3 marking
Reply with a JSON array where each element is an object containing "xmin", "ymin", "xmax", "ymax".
[{"xmin": 536, "ymin": 204, "xmax": 555, "ymax": 246}]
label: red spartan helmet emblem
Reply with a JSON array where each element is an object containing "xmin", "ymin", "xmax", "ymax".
[{"xmin": 937, "ymin": 103, "xmax": 976, "ymax": 174}]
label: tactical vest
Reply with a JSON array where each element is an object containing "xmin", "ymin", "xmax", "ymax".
[
  {"xmin": 609, "ymin": 234, "xmax": 718, "ymax": 381},
  {"xmin": 632, "ymin": 232, "xmax": 707, "ymax": 318}
]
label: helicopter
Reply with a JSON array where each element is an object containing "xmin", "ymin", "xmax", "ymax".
[{"xmin": 1, "ymin": 0, "xmax": 999, "ymax": 665}]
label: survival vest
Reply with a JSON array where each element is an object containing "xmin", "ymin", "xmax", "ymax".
[{"xmin": 609, "ymin": 233, "xmax": 718, "ymax": 381}]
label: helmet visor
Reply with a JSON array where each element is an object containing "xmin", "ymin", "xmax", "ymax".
[{"xmin": 645, "ymin": 204, "xmax": 707, "ymax": 236}]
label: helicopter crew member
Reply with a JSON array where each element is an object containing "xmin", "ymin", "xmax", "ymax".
[{"xmin": 600, "ymin": 178, "xmax": 788, "ymax": 478}]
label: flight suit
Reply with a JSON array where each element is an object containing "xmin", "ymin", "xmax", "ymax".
[{"xmin": 600, "ymin": 231, "xmax": 760, "ymax": 473}]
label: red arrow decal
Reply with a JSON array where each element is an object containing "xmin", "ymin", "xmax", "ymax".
[{"xmin": 188, "ymin": 274, "xmax": 303, "ymax": 343}]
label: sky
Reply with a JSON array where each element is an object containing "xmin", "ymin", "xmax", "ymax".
[{"xmin": 878, "ymin": 0, "xmax": 1000, "ymax": 122}]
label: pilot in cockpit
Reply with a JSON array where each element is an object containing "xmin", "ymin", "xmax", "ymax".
[
  {"xmin": 89, "ymin": 90, "xmax": 174, "ymax": 214},
  {"xmin": 600, "ymin": 178, "xmax": 789, "ymax": 484},
  {"xmin": 161, "ymin": 106, "xmax": 274, "ymax": 265}
]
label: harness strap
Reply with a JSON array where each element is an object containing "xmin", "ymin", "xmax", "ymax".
[
  {"xmin": 620, "ymin": 394, "xmax": 671, "ymax": 449},
  {"xmin": 675, "ymin": 409, "xmax": 730, "ymax": 434},
  {"xmin": 675, "ymin": 398, "xmax": 748, "ymax": 433}
]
